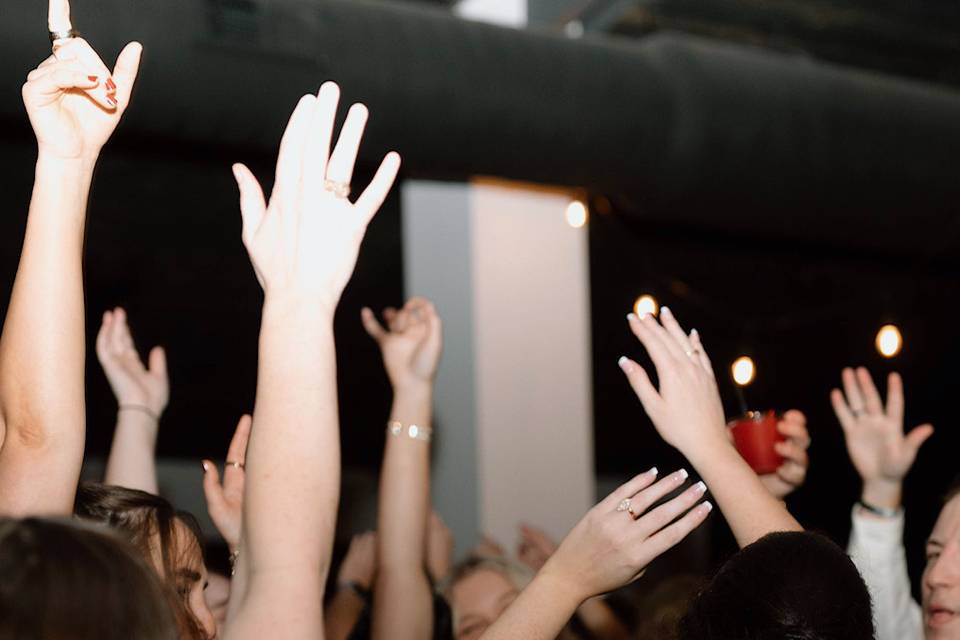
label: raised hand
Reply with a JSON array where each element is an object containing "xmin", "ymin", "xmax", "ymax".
[
  {"xmin": 203, "ymin": 415, "xmax": 252, "ymax": 553},
  {"xmin": 427, "ymin": 512, "xmax": 454, "ymax": 584},
  {"xmin": 25, "ymin": 0, "xmax": 141, "ymax": 161},
  {"xmin": 759, "ymin": 410, "xmax": 811, "ymax": 499},
  {"xmin": 232, "ymin": 82, "xmax": 401, "ymax": 310},
  {"xmin": 618, "ymin": 306, "xmax": 728, "ymax": 457},
  {"xmin": 361, "ymin": 298, "xmax": 443, "ymax": 390},
  {"xmin": 517, "ymin": 524, "xmax": 558, "ymax": 573},
  {"xmin": 337, "ymin": 532, "xmax": 378, "ymax": 592},
  {"xmin": 96, "ymin": 308, "xmax": 168, "ymax": 418},
  {"xmin": 541, "ymin": 469, "xmax": 711, "ymax": 601},
  {"xmin": 831, "ymin": 368, "xmax": 933, "ymax": 509}
]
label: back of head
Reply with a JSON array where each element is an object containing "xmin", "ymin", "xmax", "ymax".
[
  {"xmin": 0, "ymin": 517, "xmax": 178, "ymax": 640},
  {"xmin": 678, "ymin": 531, "xmax": 874, "ymax": 640}
]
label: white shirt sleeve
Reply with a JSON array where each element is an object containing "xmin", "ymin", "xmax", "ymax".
[{"xmin": 847, "ymin": 505, "xmax": 923, "ymax": 640}]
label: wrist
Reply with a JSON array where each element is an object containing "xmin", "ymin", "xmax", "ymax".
[
  {"xmin": 538, "ymin": 559, "xmax": 589, "ymax": 609},
  {"xmin": 36, "ymin": 150, "xmax": 98, "ymax": 176},
  {"xmin": 861, "ymin": 479, "xmax": 903, "ymax": 510},
  {"xmin": 262, "ymin": 292, "xmax": 336, "ymax": 325},
  {"xmin": 683, "ymin": 432, "xmax": 738, "ymax": 469}
]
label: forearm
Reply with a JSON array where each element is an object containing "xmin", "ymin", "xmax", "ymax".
[
  {"xmin": 233, "ymin": 296, "xmax": 339, "ymax": 614},
  {"xmin": 687, "ymin": 439, "xmax": 802, "ymax": 548},
  {"xmin": 575, "ymin": 598, "xmax": 631, "ymax": 640},
  {"xmin": 480, "ymin": 570, "xmax": 583, "ymax": 640},
  {"xmin": 325, "ymin": 588, "xmax": 367, "ymax": 640},
  {"xmin": 373, "ymin": 382, "xmax": 434, "ymax": 640},
  {"xmin": 104, "ymin": 409, "xmax": 160, "ymax": 494},
  {"xmin": 0, "ymin": 153, "xmax": 94, "ymax": 515}
]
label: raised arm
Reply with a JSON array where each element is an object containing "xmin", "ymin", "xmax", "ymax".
[
  {"xmin": 100, "ymin": 308, "xmax": 169, "ymax": 494},
  {"xmin": 481, "ymin": 470, "xmax": 711, "ymax": 640},
  {"xmin": 0, "ymin": 3, "xmax": 141, "ymax": 515},
  {"xmin": 361, "ymin": 298, "xmax": 442, "ymax": 640},
  {"xmin": 517, "ymin": 525, "xmax": 631, "ymax": 640},
  {"xmin": 618, "ymin": 307, "xmax": 802, "ymax": 547},
  {"xmin": 325, "ymin": 532, "xmax": 377, "ymax": 640},
  {"xmin": 223, "ymin": 82, "xmax": 400, "ymax": 640}
]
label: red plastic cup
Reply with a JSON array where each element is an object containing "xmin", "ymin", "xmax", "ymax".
[{"xmin": 727, "ymin": 410, "xmax": 785, "ymax": 475}]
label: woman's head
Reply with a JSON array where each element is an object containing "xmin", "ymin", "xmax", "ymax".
[
  {"xmin": 679, "ymin": 531, "xmax": 874, "ymax": 640},
  {"xmin": 0, "ymin": 517, "xmax": 178, "ymax": 640},
  {"xmin": 445, "ymin": 556, "xmax": 533, "ymax": 640},
  {"xmin": 74, "ymin": 483, "xmax": 216, "ymax": 639}
]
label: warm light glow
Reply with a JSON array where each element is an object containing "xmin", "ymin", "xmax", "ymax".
[
  {"xmin": 876, "ymin": 324, "xmax": 902, "ymax": 358},
  {"xmin": 732, "ymin": 356, "xmax": 756, "ymax": 387},
  {"xmin": 565, "ymin": 200, "xmax": 588, "ymax": 228},
  {"xmin": 633, "ymin": 295, "xmax": 659, "ymax": 318}
]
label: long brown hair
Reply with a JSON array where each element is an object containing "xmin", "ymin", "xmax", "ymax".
[
  {"xmin": 74, "ymin": 483, "xmax": 208, "ymax": 639},
  {"xmin": 0, "ymin": 517, "xmax": 179, "ymax": 640}
]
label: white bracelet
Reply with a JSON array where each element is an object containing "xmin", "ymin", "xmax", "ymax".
[{"xmin": 387, "ymin": 421, "xmax": 432, "ymax": 442}]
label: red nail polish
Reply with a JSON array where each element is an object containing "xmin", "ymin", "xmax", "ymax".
[
  {"xmin": 106, "ymin": 78, "xmax": 116, "ymax": 91},
  {"xmin": 88, "ymin": 75, "xmax": 98, "ymax": 82},
  {"xmin": 107, "ymin": 95, "xmax": 118, "ymax": 107}
]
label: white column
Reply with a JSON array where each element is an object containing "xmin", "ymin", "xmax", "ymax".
[{"xmin": 403, "ymin": 178, "xmax": 595, "ymax": 554}]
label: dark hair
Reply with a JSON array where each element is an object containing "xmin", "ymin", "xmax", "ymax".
[
  {"xmin": 74, "ymin": 483, "xmax": 207, "ymax": 639},
  {"xmin": 0, "ymin": 517, "xmax": 178, "ymax": 640},
  {"xmin": 944, "ymin": 474, "xmax": 960, "ymax": 505},
  {"xmin": 678, "ymin": 531, "xmax": 874, "ymax": 640}
]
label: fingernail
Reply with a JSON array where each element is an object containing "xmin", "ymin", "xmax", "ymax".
[
  {"xmin": 87, "ymin": 75, "xmax": 98, "ymax": 82},
  {"xmin": 618, "ymin": 356, "xmax": 631, "ymax": 371},
  {"xmin": 691, "ymin": 328, "xmax": 699, "ymax": 337},
  {"xmin": 702, "ymin": 501, "xmax": 713, "ymax": 513},
  {"xmin": 661, "ymin": 306, "xmax": 672, "ymax": 316},
  {"xmin": 648, "ymin": 467, "xmax": 658, "ymax": 476},
  {"xmin": 694, "ymin": 481, "xmax": 707, "ymax": 494},
  {"xmin": 107, "ymin": 95, "xmax": 118, "ymax": 107},
  {"xmin": 678, "ymin": 468, "xmax": 689, "ymax": 480},
  {"xmin": 106, "ymin": 77, "xmax": 116, "ymax": 91},
  {"xmin": 202, "ymin": 461, "xmax": 210, "ymax": 472},
  {"xmin": 626, "ymin": 313, "xmax": 638, "ymax": 322}
]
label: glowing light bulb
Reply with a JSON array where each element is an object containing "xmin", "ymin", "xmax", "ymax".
[
  {"xmin": 876, "ymin": 325, "xmax": 902, "ymax": 358},
  {"xmin": 732, "ymin": 356, "xmax": 756, "ymax": 387},
  {"xmin": 565, "ymin": 200, "xmax": 588, "ymax": 228},
  {"xmin": 633, "ymin": 295, "xmax": 659, "ymax": 318}
]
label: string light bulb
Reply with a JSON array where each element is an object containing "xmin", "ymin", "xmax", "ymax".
[
  {"xmin": 876, "ymin": 324, "xmax": 902, "ymax": 358},
  {"xmin": 565, "ymin": 200, "xmax": 588, "ymax": 228},
  {"xmin": 732, "ymin": 356, "xmax": 756, "ymax": 387},
  {"xmin": 633, "ymin": 295, "xmax": 659, "ymax": 318}
]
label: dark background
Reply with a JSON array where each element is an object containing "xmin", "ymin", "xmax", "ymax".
[{"xmin": 2, "ymin": 0, "xmax": 959, "ymax": 594}]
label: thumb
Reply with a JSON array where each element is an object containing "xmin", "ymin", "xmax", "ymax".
[
  {"xmin": 906, "ymin": 423, "xmax": 934, "ymax": 453},
  {"xmin": 232, "ymin": 163, "xmax": 267, "ymax": 245},
  {"xmin": 111, "ymin": 41, "xmax": 142, "ymax": 108},
  {"xmin": 148, "ymin": 346, "xmax": 167, "ymax": 378},
  {"xmin": 360, "ymin": 307, "xmax": 387, "ymax": 342},
  {"xmin": 202, "ymin": 460, "xmax": 225, "ymax": 517}
]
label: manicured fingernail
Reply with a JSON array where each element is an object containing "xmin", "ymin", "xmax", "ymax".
[
  {"xmin": 106, "ymin": 77, "xmax": 116, "ymax": 91},
  {"xmin": 694, "ymin": 481, "xmax": 707, "ymax": 494},
  {"xmin": 678, "ymin": 468, "xmax": 689, "ymax": 480},
  {"xmin": 87, "ymin": 75, "xmax": 98, "ymax": 82},
  {"xmin": 702, "ymin": 501, "xmax": 713, "ymax": 513},
  {"xmin": 107, "ymin": 95, "xmax": 118, "ymax": 107},
  {"xmin": 648, "ymin": 467, "xmax": 658, "ymax": 477},
  {"xmin": 618, "ymin": 356, "xmax": 631, "ymax": 371},
  {"xmin": 626, "ymin": 313, "xmax": 638, "ymax": 322},
  {"xmin": 661, "ymin": 306, "xmax": 672, "ymax": 316},
  {"xmin": 691, "ymin": 328, "xmax": 699, "ymax": 337},
  {"xmin": 202, "ymin": 461, "xmax": 210, "ymax": 472}
]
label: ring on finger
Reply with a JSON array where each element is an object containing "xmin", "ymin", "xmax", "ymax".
[
  {"xmin": 225, "ymin": 460, "xmax": 245, "ymax": 470},
  {"xmin": 323, "ymin": 179, "xmax": 351, "ymax": 199}
]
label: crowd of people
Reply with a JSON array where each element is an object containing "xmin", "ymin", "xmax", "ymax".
[{"xmin": 0, "ymin": 4, "xmax": 957, "ymax": 640}]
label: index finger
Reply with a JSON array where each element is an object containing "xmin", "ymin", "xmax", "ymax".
[{"xmin": 48, "ymin": 0, "xmax": 73, "ymax": 34}]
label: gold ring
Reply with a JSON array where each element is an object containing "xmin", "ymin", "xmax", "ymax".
[
  {"xmin": 225, "ymin": 460, "xmax": 245, "ymax": 470},
  {"xmin": 49, "ymin": 29, "xmax": 80, "ymax": 44},
  {"xmin": 617, "ymin": 498, "xmax": 638, "ymax": 519},
  {"xmin": 324, "ymin": 179, "xmax": 351, "ymax": 199}
]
